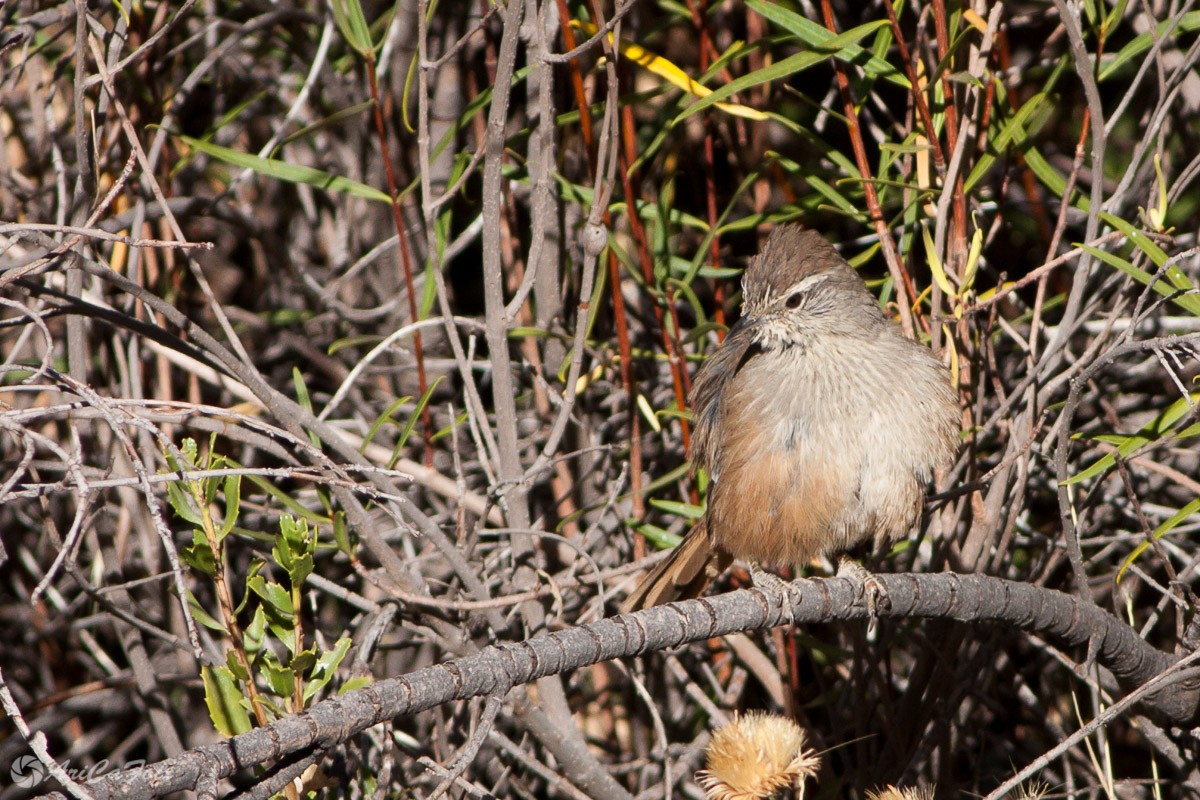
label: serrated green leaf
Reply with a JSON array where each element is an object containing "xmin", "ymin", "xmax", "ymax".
[
  {"xmin": 166, "ymin": 479, "xmax": 203, "ymax": 526},
  {"xmin": 186, "ymin": 589, "xmax": 226, "ymax": 631},
  {"xmin": 260, "ymin": 651, "xmax": 295, "ymax": 698},
  {"xmin": 288, "ymin": 553, "xmax": 314, "ymax": 585},
  {"xmin": 304, "ymin": 638, "xmax": 352, "ymax": 704},
  {"xmin": 292, "ymin": 648, "xmax": 318, "ymax": 674},
  {"xmin": 249, "ymin": 575, "xmax": 294, "ymax": 620},
  {"xmin": 225, "ymin": 649, "xmax": 249, "ymax": 683},
  {"xmin": 181, "ymin": 531, "xmax": 216, "ymax": 576},
  {"xmin": 339, "ymin": 675, "xmax": 374, "ymax": 694},
  {"xmin": 218, "ymin": 473, "xmax": 241, "ymax": 539},
  {"xmin": 202, "ymin": 665, "xmax": 253, "ymax": 736},
  {"xmin": 243, "ymin": 606, "xmax": 267, "ymax": 655}
]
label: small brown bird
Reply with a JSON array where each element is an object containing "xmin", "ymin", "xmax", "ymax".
[{"xmin": 620, "ymin": 225, "xmax": 959, "ymax": 612}]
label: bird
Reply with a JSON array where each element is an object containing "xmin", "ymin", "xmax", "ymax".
[{"xmin": 620, "ymin": 225, "xmax": 960, "ymax": 612}]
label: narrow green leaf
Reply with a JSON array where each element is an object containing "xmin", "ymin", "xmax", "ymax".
[
  {"xmin": 1081, "ymin": 241, "xmax": 1200, "ymax": 316},
  {"xmin": 747, "ymin": 1, "xmax": 907, "ymax": 87},
  {"xmin": 804, "ymin": 175, "xmax": 861, "ymax": 217},
  {"xmin": 179, "ymin": 135, "xmax": 391, "ymax": 203},
  {"xmin": 362, "ymin": 396, "xmax": 412, "ymax": 453},
  {"xmin": 1117, "ymin": 496, "xmax": 1200, "ymax": 582},
  {"xmin": 629, "ymin": 521, "xmax": 683, "ymax": 550},
  {"xmin": 1065, "ymin": 391, "xmax": 1200, "ymax": 484},
  {"xmin": 648, "ymin": 498, "xmax": 705, "ymax": 519},
  {"xmin": 218, "ymin": 473, "xmax": 241, "ymax": 539},
  {"xmin": 391, "ymin": 375, "xmax": 444, "ymax": 466},
  {"xmin": 1099, "ymin": 12, "xmax": 1200, "ymax": 82},
  {"xmin": 329, "ymin": 0, "xmax": 375, "ymax": 55},
  {"xmin": 965, "ymin": 93, "xmax": 1054, "ymax": 192}
]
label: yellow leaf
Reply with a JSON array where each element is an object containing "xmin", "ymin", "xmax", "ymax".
[
  {"xmin": 572, "ymin": 21, "xmax": 768, "ymax": 121},
  {"xmin": 963, "ymin": 9, "xmax": 988, "ymax": 33},
  {"xmin": 574, "ymin": 362, "xmax": 604, "ymax": 395},
  {"xmin": 637, "ymin": 393, "xmax": 663, "ymax": 433},
  {"xmin": 922, "ymin": 223, "xmax": 957, "ymax": 297}
]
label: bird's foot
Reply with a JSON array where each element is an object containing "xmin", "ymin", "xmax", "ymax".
[
  {"xmin": 748, "ymin": 564, "xmax": 803, "ymax": 612},
  {"xmin": 836, "ymin": 555, "xmax": 890, "ymax": 633}
]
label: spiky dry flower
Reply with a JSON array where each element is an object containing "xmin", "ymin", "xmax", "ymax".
[
  {"xmin": 1015, "ymin": 781, "xmax": 1049, "ymax": 799},
  {"xmin": 697, "ymin": 712, "xmax": 820, "ymax": 800},
  {"xmin": 866, "ymin": 786, "xmax": 935, "ymax": 800}
]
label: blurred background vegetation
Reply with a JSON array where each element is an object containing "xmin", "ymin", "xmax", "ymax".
[{"xmin": 2, "ymin": 0, "xmax": 1199, "ymax": 797}]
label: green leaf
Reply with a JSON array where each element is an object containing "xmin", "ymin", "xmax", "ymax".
[
  {"xmin": 304, "ymin": 637, "xmax": 354, "ymax": 704},
  {"xmin": 274, "ymin": 516, "xmax": 316, "ymax": 587},
  {"xmin": 1065, "ymin": 391, "xmax": 1200, "ymax": 484},
  {"xmin": 202, "ymin": 665, "xmax": 253, "ymax": 736},
  {"xmin": 260, "ymin": 651, "xmax": 296, "ymax": 698},
  {"xmin": 647, "ymin": 498, "xmax": 705, "ymax": 520},
  {"xmin": 329, "ymin": 0, "xmax": 375, "ymax": 55},
  {"xmin": 965, "ymin": 92, "xmax": 1054, "ymax": 193},
  {"xmin": 291, "ymin": 648, "xmax": 318, "ymax": 675},
  {"xmin": 747, "ymin": 1, "xmax": 906, "ymax": 87},
  {"xmin": 629, "ymin": 521, "xmax": 683, "ymax": 551},
  {"xmin": 390, "ymin": 375, "xmax": 444, "ymax": 467},
  {"xmin": 339, "ymin": 675, "xmax": 374, "ymax": 695},
  {"xmin": 186, "ymin": 589, "xmax": 226, "ymax": 631},
  {"xmin": 218, "ymin": 473, "xmax": 241, "ymax": 540},
  {"xmin": 333, "ymin": 512, "xmax": 353, "ymax": 556},
  {"xmin": 178, "ymin": 135, "xmax": 391, "ymax": 203},
  {"xmin": 225, "ymin": 649, "xmax": 250, "ymax": 683},
  {"xmin": 249, "ymin": 575, "xmax": 295, "ymax": 621},
  {"xmin": 1081, "ymin": 236, "xmax": 1200, "ymax": 317},
  {"xmin": 1099, "ymin": 12, "xmax": 1200, "ymax": 82},
  {"xmin": 235, "ymin": 561, "xmax": 265, "ymax": 615},
  {"xmin": 243, "ymin": 606, "xmax": 268, "ymax": 656},
  {"xmin": 166, "ymin": 479, "xmax": 203, "ymax": 527},
  {"xmin": 181, "ymin": 530, "xmax": 216, "ymax": 577},
  {"xmin": 1117, "ymin": 496, "xmax": 1200, "ymax": 583}
]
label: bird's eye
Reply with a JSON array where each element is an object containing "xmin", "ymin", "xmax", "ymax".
[{"xmin": 785, "ymin": 291, "xmax": 803, "ymax": 309}]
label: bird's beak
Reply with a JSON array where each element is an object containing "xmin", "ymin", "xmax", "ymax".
[{"xmin": 723, "ymin": 313, "xmax": 759, "ymax": 344}]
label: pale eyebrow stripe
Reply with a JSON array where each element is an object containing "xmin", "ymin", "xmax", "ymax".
[{"xmin": 788, "ymin": 272, "xmax": 831, "ymax": 295}]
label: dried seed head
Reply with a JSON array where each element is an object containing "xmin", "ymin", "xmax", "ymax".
[
  {"xmin": 866, "ymin": 786, "xmax": 935, "ymax": 800},
  {"xmin": 697, "ymin": 712, "xmax": 819, "ymax": 800},
  {"xmin": 1016, "ymin": 782, "xmax": 1049, "ymax": 800}
]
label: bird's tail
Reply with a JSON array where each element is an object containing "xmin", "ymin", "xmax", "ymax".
[{"xmin": 618, "ymin": 522, "xmax": 733, "ymax": 613}]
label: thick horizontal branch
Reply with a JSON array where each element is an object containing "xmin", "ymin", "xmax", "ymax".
[{"xmin": 44, "ymin": 572, "xmax": 1200, "ymax": 800}]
